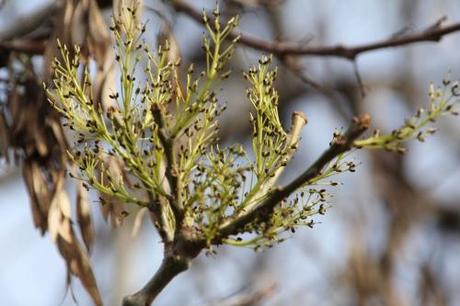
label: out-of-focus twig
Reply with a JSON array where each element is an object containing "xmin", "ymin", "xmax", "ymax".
[
  {"xmin": 201, "ymin": 282, "xmax": 277, "ymax": 306},
  {"xmin": 420, "ymin": 264, "xmax": 447, "ymax": 306},
  {"xmin": 0, "ymin": 39, "xmax": 46, "ymax": 55},
  {"xmin": 172, "ymin": 0, "xmax": 460, "ymax": 60}
]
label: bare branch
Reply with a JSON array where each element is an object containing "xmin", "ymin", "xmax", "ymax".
[
  {"xmin": 122, "ymin": 255, "xmax": 190, "ymax": 306},
  {"xmin": 0, "ymin": 39, "xmax": 46, "ymax": 55},
  {"xmin": 171, "ymin": 0, "xmax": 460, "ymax": 60},
  {"xmin": 201, "ymin": 283, "xmax": 277, "ymax": 306}
]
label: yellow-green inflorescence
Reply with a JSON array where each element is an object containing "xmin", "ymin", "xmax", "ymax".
[
  {"xmin": 47, "ymin": 4, "xmax": 459, "ymax": 251},
  {"xmin": 354, "ymin": 81, "xmax": 460, "ymax": 152}
]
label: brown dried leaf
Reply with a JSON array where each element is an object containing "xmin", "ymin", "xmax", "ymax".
[
  {"xmin": 51, "ymin": 175, "xmax": 103, "ymax": 306},
  {"xmin": 48, "ymin": 184, "xmax": 72, "ymax": 243},
  {"xmin": 70, "ymin": 0, "xmax": 90, "ymax": 47},
  {"xmin": 0, "ymin": 112, "xmax": 9, "ymax": 160},
  {"xmin": 62, "ymin": 0, "xmax": 116, "ymax": 113},
  {"xmin": 7, "ymin": 89, "xmax": 25, "ymax": 139},
  {"xmin": 60, "ymin": 191, "xmax": 72, "ymax": 219},
  {"xmin": 77, "ymin": 182, "xmax": 95, "ymax": 253},
  {"xmin": 28, "ymin": 121, "xmax": 48, "ymax": 159},
  {"xmin": 22, "ymin": 160, "xmax": 51, "ymax": 233},
  {"xmin": 47, "ymin": 118, "xmax": 68, "ymax": 155},
  {"xmin": 101, "ymin": 198, "xmax": 126, "ymax": 227},
  {"xmin": 61, "ymin": 0, "xmax": 76, "ymax": 44},
  {"xmin": 157, "ymin": 23, "xmax": 181, "ymax": 67},
  {"xmin": 131, "ymin": 207, "xmax": 148, "ymax": 237},
  {"xmin": 1, "ymin": 2, "xmax": 102, "ymax": 305},
  {"xmin": 47, "ymin": 193, "xmax": 62, "ymax": 242},
  {"xmin": 7, "ymin": 79, "xmax": 49, "ymax": 157},
  {"xmin": 94, "ymin": 56, "xmax": 117, "ymax": 108},
  {"xmin": 87, "ymin": 0, "xmax": 116, "ymax": 112},
  {"xmin": 87, "ymin": 0, "xmax": 111, "ymax": 64},
  {"xmin": 99, "ymin": 154, "xmax": 126, "ymax": 227},
  {"xmin": 57, "ymin": 223, "xmax": 103, "ymax": 306}
]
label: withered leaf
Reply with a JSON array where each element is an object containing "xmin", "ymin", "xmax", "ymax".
[
  {"xmin": 77, "ymin": 181, "xmax": 95, "ymax": 253},
  {"xmin": 0, "ymin": 112, "xmax": 9, "ymax": 160},
  {"xmin": 22, "ymin": 160, "xmax": 51, "ymax": 233},
  {"xmin": 131, "ymin": 207, "xmax": 148, "ymax": 237},
  {"xmin": 48, "ymin": 177, "xmax": 72, "ymax": 243},
  {"xmin": 53, "ymin": 175, "xmax": 103, "ymax": 305},
  {"xmin": 57, "ymin": 226, "xmax": 103, "ymax": 306},
  {"xmin": 2, "ymin": 1, "xmax": 108, "ymax": 305},
  {"xmin": 99, "ymin": 154, "xmax": 127, "ymax": 227},
  {"xmin": 87, "ymin": 0, "xmax": 111, "ymax": 64},
  {"xmin": 70, "ymin": 0, "xmax": 90, "ymax": 47}
]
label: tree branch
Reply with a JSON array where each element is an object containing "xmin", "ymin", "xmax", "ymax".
[
  {"xmin": 0, "ymin": 39, "xmax": 46, "ymax": 55},
  {"xmin": 5, "ymin": 3, "xmax": 460, "ymax": 63},
  {"xmin": 171, "ymin": 0, "xmax": 460, "ymax": 60},
  {"xmin": 218, "ymin": 113, "xmax": 371, "ymax": 238},
  {"xmin": 122, "ymin": 255, "xmax": 190, "ymax": 306}
]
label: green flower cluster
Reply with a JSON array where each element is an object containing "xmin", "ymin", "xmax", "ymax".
[{"xmin": 47, "ymin": 4, "xmax": 459, "ymax": 251}]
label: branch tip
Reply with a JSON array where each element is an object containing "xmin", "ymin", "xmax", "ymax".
[
  {"xmin": 292, "ymin": 111, "xmax": 308, "ymax": 125},
  {"xmin": 288, "ymin": 111, "xmax": 308, "ymax": 141}
]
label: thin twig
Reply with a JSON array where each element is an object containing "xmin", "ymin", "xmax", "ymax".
[
  {"xmin": 352, "ymin": 60, "xmax": 366, "ymax": 98},
  {"xmin": 279, "ymin": 55, "xmax": 326, "ymax": 92},
  {"xmin": 201, "ymin": 282, "xmax": 277, "ymax": 306}
]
